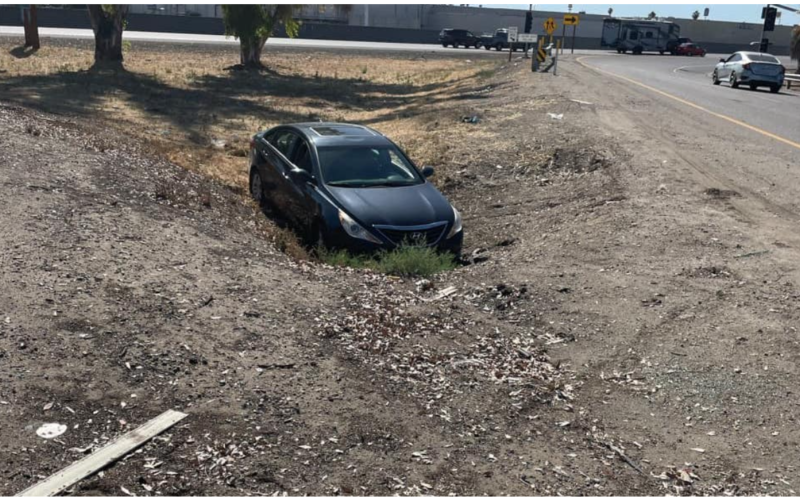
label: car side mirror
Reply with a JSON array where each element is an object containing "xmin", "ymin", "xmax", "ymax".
[
  {"xmin": 421, "ymin": 166, "xmax": 435, "ymax": 178},
  {"xmin": 719, "ymin": 58, "xmax": 725, "ymax": 63}
]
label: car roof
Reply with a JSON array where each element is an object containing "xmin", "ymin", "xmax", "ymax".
[
  {"xmin": 738, "ymin": 51, "xmax": 779, "ymax": 59},
  {"xmin": 281, "ymin": 123, "xmax": 392, "ymax": 148}
]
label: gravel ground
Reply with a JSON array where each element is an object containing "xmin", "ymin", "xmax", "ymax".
[{"xmin": 2, "ymin": 49, "xmax": 800, "ymax": 496}]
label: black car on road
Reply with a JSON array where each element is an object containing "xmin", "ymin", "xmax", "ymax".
[
  {"xmin": 249, "ymin": 123, "xmax": 463, "ymax": 255},
  {"xmin": 439, "ymin": 28, "xmax": 482, "ymax": 48}
]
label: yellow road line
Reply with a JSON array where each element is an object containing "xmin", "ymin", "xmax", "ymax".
[{"xmin": 576, "ymin": 56, "xmax": 800, "ymax": 152}]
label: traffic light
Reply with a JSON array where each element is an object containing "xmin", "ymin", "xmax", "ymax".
[
  {"xmin": 762, "ymin": 6, "xmax": 777, "ymax": 31},
  {"xmin": 524, "ymin": 11, "xmax": 532, "ymax": 33}
]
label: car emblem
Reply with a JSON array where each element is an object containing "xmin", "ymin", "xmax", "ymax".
[{"xmin": 410, "ymin": 232, "xmax": 425, "ymax": 242}]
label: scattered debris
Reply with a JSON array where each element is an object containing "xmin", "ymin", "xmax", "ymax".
[
  {"xmin": 547, "ymin": 113, "xmax": 564, "ymax": 120},
  {"xmin": 36, "ymin": 423, "xmax": 67, "ymax": 440},
  {"xmin": 18, "ymin": 410, "xmax": 187, "ymax": 497}
]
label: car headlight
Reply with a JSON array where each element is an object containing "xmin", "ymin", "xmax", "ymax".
[
  {"xmin": 447, "ymin": 206, "xmax": 463, "ymax": 239},
  {"xmin": 338, "ymin": 210, "xmax": 382, "ymax": 244}
]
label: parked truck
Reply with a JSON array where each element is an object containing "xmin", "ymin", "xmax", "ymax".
[
  {"xmin": 480, "ymin": 29, "xmax": 526, "ymax": 52},
  {"xmin": 601, "ymin": 18, "xmax": 682, "ymax": 55}
]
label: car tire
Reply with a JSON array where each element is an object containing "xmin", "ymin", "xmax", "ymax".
[
  {"xmin": 250, "ymin": 168, "xmax": 265, "ymax": 207},
  {"xmin": 484, "ymin": 45, "xmax": 491, "ymax": 50},
  {"xmin": 495, "ymin": 45, "xmax": 502, "ymax": 51},
  {"xmin": 749, "ymin": 83, "xmax": 758, "ymax": 91},
  {"xmin": 659, "ymin": 50, "xmax": 664, "ymax": 55},
  {"xmin": 729, "ymin": 73, "xmax": 739, "ymax": 89},
  {"xmin": 441, "ymin": 43, "xmax": 448, "ymax": 48},
  {"xmin": 712, "ymin": 70, "xmax": 720, "ymax": 85},
  {"xmin": 770, "ymin": 85, "xmax": 780, "ymax": 93}
]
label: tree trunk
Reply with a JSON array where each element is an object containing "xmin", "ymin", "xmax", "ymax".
[
  {"xmin": 239, "ymin": 36, "xmax": 267, "ymax": 68},
  {"xmin": 87, "ymin": 5, "xmax": 127, "ymax": 68},
  {"xmin": 22, "ymin": 6, "xmax": 40, "ymax": 50}
]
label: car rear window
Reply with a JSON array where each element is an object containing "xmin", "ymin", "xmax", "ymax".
[{"xmin": 749, "ymin": 54, "xmax": 780, "ymax": 64}]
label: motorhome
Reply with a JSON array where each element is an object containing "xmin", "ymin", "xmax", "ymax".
[{"xmin": 601, "ymin": 18, "xmax": 681, "ymax": 55}]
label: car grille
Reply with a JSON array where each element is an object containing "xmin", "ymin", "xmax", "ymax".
[{"xmin": 374, "ymin": 223, "xmax": 447, "ymax": 247}]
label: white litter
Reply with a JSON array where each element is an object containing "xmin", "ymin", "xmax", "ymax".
[
  {"xmin": 37, "ymin": 423, "xmax": 67, "ymax": 439},
  {"xmin": 547, "ymin": 113, "xmax": 564, "ymax": 120}
]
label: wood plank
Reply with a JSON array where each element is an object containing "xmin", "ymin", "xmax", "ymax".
[{"xmin": 17, "ymin": 409, "xmax": 188, "ymax": 497}]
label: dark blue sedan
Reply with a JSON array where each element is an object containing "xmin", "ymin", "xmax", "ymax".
[{"xmin": 248, "ymin": 123, "xmax": 463, "ymax": 255}]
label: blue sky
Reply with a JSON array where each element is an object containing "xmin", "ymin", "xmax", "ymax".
[{"xmin": 492, "ymin": 4, "xmax": 800, "ymax": 23}]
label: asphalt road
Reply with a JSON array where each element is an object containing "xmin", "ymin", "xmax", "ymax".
[{"xmin": 577, "ymin": 52, "xmax": 799, "ymax": 147}]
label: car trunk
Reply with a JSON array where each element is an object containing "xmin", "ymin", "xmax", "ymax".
[{"xmin": 749, "ymin": 63, "xmax": 782, "ymax": 76}]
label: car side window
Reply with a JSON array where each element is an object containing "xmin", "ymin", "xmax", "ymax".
[
  {"xmin": 269, "ymin": 131, "xmax": 297, "ymax": 158},
  {"xmin": 644, "ymin": 31, "xmax": 653, "ymax": 39},
  {"xmin": 726, "ymin": 54, "xmax": 739, "ymax": 63},
  {"xmin": 291, "ymin": 140, "xmax": 313, "ymax": 174},
  {"xmin": 629, "ymin": 31, "xmax": 639, "ymax": 41}
]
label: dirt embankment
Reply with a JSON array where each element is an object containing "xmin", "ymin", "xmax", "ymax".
[{"xmin": 2, "ymin": 41, "xmax": 800, "ymax": 496}]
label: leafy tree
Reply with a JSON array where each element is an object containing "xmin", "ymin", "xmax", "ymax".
[
  {"xmin": 222, "ymin": 5, "xmax": 300, "ymax": 68},
  {"xmin": 87, "ymin": 5, "xmax": 128, "ymax": 67},
  {"xmin": 692, "ymin": 10, "xmax": 700, "ymax": 21},
  {"xmin": 791, "ymin": 25, "xmax": 800, "ymax": 72},
  {"xmin": 647, "ymin": 11, "xmax": 657, "ymax": 20}
]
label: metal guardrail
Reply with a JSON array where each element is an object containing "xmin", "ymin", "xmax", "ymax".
[{"xmin": 786, "ymin": 74, "xmax": 800, "ymax": 90}]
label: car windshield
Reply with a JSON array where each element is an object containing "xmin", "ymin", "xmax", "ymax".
[
  {"xmin": 748, "ymin": 54, "xmax": 780, "ymax": 64},
  {"xmin": 318, "ymin": 146, "xmax": 423, "ymax": 188}
]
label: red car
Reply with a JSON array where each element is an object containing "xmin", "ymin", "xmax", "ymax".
[{"xmin": 675, "ymin": 43, "xmax": 706, "ymax": 57}]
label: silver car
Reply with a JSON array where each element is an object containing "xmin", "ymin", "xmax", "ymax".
[{"xmin": 712, "ymin": 51, "xmax": 785, "ymax": 93}]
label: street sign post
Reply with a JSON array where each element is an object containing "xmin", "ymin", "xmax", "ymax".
[
  {"xmin": 563, "ymin": 14, "xmax": 579, "ymax": 54},
  {"xmin": 507, "ymin": 26, "xmax": 518, "ymax": 61}
]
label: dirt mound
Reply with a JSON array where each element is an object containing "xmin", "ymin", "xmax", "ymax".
[{"xmin": 544, "ymin": 147, "xmax": 609, "ymax": 174}]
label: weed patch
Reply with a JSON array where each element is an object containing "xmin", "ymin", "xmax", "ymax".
[{"xmin": 317, "ymin": 245, "xmax": 457, "ymax": 277}]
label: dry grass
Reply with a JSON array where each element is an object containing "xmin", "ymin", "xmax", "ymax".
[{"xmin": 0, "ymin": 38, "xmax": 500, "ymax": 193}]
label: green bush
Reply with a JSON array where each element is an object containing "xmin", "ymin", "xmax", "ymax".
[{"xmin": 316, "ymin": 244, "xmax": 457, "ymax": 277}]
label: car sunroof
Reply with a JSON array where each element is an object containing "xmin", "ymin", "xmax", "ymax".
[{"xmin": 312, "ymin": 126, "xmax": 373, "ymax": 137}]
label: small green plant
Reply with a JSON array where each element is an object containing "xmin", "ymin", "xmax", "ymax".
[
  {"xmin": 122, "ymin": 40, "xmax": 132, "ymax": 53},
  {"xmin": 316, "ymin": 244, "xmax": 457, "ymax": 277},
  {"xmin": 360, "ymin": 66, "xmax": 368, "ymax": 75}
]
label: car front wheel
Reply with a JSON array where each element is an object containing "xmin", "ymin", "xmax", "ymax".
[
  {"xmin": 712, "ymin": 70, "xmax": 720, "ymax": 85},
  {"xmin": 729, "ymin": 73, "xmax": 739, "ymax": 89},
  {"xmin": 250, "ymin": 169, "xmax": 264, "ymax": 206},
  {"xmin": 770, "ymin": 85, "xmax": 780, "ymax": 93}
]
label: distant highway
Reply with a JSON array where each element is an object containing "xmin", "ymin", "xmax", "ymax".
[
  {"xmin": 0, "ymin": 26, "xmax": 489, "ymax": 56},
  {"xmin": 0, "ymin": 25, "xmax": 607, "ymax": 57},
  {"xmin": 578, "ymin": 54, "xmax": 799, "ymax": 148}
]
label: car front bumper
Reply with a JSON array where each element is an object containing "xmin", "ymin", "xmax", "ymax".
[{"xmin": 325, "ymin": 226, "xmax": 463, "ymax": 257}]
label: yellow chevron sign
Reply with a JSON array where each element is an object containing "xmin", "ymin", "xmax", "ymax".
[
  {"xmin": 564, "ymin": 14, "xmax": 580, "ymax": 25},
  {"xmin": 537, "ymin": 48, "xmax": 547, "ymax": 62}
]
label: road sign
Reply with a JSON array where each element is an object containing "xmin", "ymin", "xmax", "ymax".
[
  {"xmin": 507, "ymin": 26, "xmax": 518, "ymax": 42},
  {"xmin": 517, "ymin": 33, "xmax": 538, "ymax": 43},
  {"xmin": 563, "ymin": 14, "xmax": 580, "ymax": 26},
  {"xmin": 543, "ymin": 17, "xmax": 557, "ymax": 34}
]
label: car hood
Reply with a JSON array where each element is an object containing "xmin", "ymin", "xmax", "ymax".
[{"xmin": 327, "ymin": 182, "xmax": 454, "ymax": 228}]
